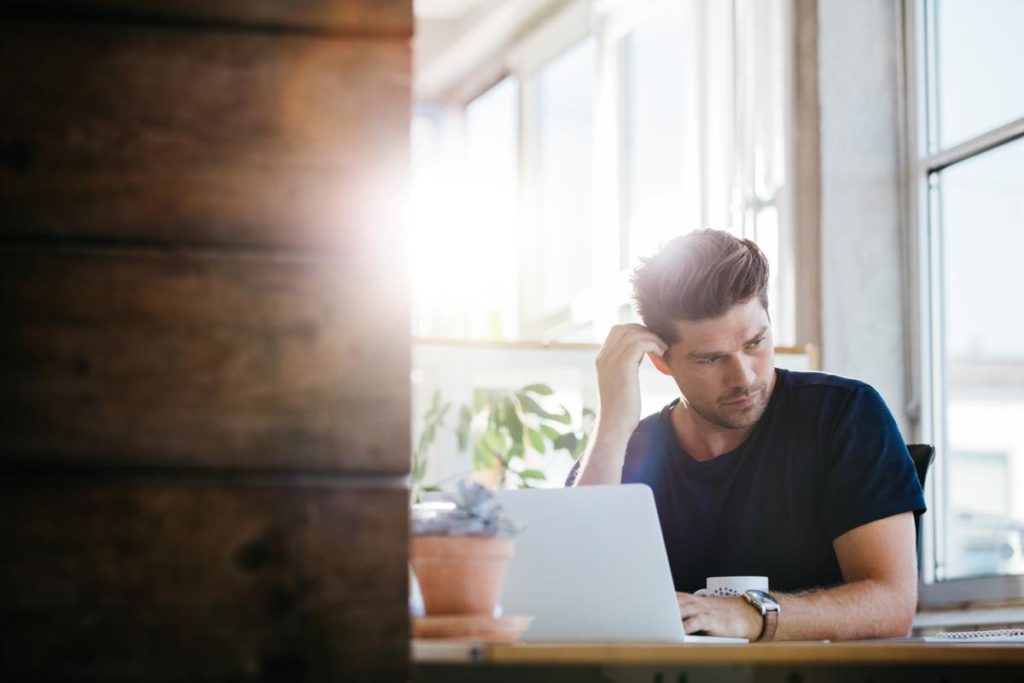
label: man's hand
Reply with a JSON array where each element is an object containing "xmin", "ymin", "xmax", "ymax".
[
  {"xmin": 573, "ymin": 324, "xmax": 668, "ymax": 486},
  {"xmin": 676, "ymin": 593, "xmax": 763, "ymax": 640},
  {"xmin": 594, "ymin": 324, "xmax": 668, "ymax": 438},
  {"xmin": 675, "ymin": 514, "xmax": 918, "ymax": 641}
]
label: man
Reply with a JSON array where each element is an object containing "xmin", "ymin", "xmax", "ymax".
[{"xmin": 569, "ymin": 230, "xmax": 925, "ymax": 641}]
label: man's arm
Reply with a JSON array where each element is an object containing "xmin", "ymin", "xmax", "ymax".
[
  {"xmin": 573, "ymin": 324, "xmax": 667, "ymax": 486},
  {"xmin": 677, "ymin": 512, "xmax": 918, "ymax": 640}
]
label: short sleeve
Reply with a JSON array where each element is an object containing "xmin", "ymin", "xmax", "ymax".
[{"xmin": 821, "ymin": 384, "xmax": 926, "ymax": 540}]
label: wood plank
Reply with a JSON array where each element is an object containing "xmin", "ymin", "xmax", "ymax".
[
  {"xmin": 0, "ymin": 20, "xmax": 410, "ymax": 250},
  {"xmin": 0, "ymin": 247, "xmax": 410, "ymax": 474},
  {"xmin": 15, "ymin": 0, "xmax": 413, "ymax": 36},
  {"xmin": 480, "ymin": 642, "xmax": 1024, "ymax": 666},
  {"xmin": 0, "ymin": 479, "xmax": 409, "ymax": 681}
]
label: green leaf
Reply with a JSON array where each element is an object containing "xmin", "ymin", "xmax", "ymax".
[
  {"xmin": 495, "ymin": 397, "xmax": 509, "ymax": 425},
  {"xmin": 416, "ymin": 421, "xmax": 439, "ymax": 456},
  {"xmin": 572, "ymin": 433, "xmax": 590, "ymax": 459},
  {"xmin": 456, "ymin": 405, "xmax": 472, "ymax": 451},
  {"xmin": 507, "ymin": 411, "xmax": 524, "ymax": 445},
  {"xmin": 521, "ymin": 383, "xmax": 554, "ymax": 396},
  {"xmin": 554, "ymin": 432, "xmax": 578, "ymax": 452},
  {"xmin": 473, "ymin": 389, "xmax": 487, "ymax": 412},
  {"xmin": 526, "ymin": 428, "xmax": 546, "ymax": 454},
  {"xmin": 520, "ymin": 469, "xmax": 546, "ymax": 480},
  {"xmin": 425, "ymin": 390, "xmax": 442, "ymax": 420},
  {"xmin": 539, "ymin": 424, "xmax": 561, "ymax": 443},
  {"xmin": 517, "ymin": 392, "xmax": 573, "ymax": 426},
  {"xmin": 583, "ymin": 407, "xmax": 596, "ymax": 419},
  {"xmin": 516, "ymin": 393, "xmax": 548, "ymax": 418},
  {"xmin": 548, "ymin": 406, "xmax": 572, "ymax": 425},
  {"xmin": 499, "ymin": 397, "xmax": 524, "ymax": 441},
  {"xmin": 482, "ymin": 430, "xmax": 505, "ymax": 456},
  {"xmin": 474, "ymin": 443, "xmax": 498, "ymax": 469}
]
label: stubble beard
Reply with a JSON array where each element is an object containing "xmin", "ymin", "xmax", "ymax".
[{"xmin": 688, "ymin": 382, "xmax": 770, "ymax": 430}]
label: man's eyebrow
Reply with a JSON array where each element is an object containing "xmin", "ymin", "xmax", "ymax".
[
  {"xmin": 685, "ymin": 326, "xmax": 770, "ymax": 360},
  {"xmin": 686, "ymin": 349, "xmax": 724, "ymax": 360},
  {"xmin": 746, "ymin": 326, "xmax": 770, "ymax": 343}
]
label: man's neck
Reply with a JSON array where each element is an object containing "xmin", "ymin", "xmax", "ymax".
[
  {"xmin": 669, "ymin": 371, "xmax": 778, "ymax": 462},
  {"xmin": 669, "ymin": 406, "xmax": 755, "ymax": 462}
]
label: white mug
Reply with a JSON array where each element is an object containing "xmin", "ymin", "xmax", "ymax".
[{"xmin": 694, "ymin": 575, "xmax": 768, "ymax": 598}]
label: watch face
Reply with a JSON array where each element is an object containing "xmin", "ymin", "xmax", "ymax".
[{"xmin": 746, "ymin": 590, "xmax": 780, "ymax": 611}]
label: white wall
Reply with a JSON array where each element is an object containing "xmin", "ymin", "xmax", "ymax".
[{"xmin": 817, "ymin": 0, "xmax": 909, "ymax": 434}]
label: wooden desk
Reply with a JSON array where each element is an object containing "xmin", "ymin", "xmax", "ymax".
[{"xmin": 413, "ymin": 640, "xmax": 1024, "ymax": 682}]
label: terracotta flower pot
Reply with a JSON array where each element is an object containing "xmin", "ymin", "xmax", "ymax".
[{"xmin": 411, "ymin": 535, "xmax": 515, "ymax": 616}]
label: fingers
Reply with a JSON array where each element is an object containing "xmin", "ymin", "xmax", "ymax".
[
  {"xmin": 597, "ymin": 324, "xmax": 669, "ymax": 368},
  {"xmin": 677, "ymin": 595, "xmax": 757, "ymax": 639},
  {"xmin": 592, "ymin": 324, "xmax": 670, "ymax": 440},
  {"xmin": 678, "ymin": 594, "xmax": 710, "ymax": 635},
  {"xmin": 605, "ymin": 324, "xmax": 669, "ymax": 353},
  {"xmin": 683, "ymin": 614, "xmax": 709, "ymax": 636}
]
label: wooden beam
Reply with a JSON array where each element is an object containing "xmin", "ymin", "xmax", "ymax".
[
  {"xmin": 0, "ymin": 479, "xmax": 409, "ymax": 680},
  {"xmin": 3, "ymin": 0, "xmax": 413, "ymax": 37},
  {"xmin": 0, "ymin": 247, "xmax": 410, "ymax": 474},
  {"xmin": 0, "ymin": 20, "xmax": 409, "ymax": 250}
]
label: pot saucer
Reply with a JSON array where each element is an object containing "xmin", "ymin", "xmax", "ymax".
[{"xmin": 412, "ymin": 614, "xmax": 532, "ymax": 642}]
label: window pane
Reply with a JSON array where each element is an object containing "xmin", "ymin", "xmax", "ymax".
[
  {"xmin": 538, "ymin": 39, "xmax": 595, "ymax": 318},
  {"xmin": 930, "ymin": 0, "xmax": 1024, "ymax": 148},
  {"xmin": 622, "ymin": 16, "xmax": 689, "ymax": 266},
  {"xmin": 409, "ymin": 79, "xmax": 519, "ymax": 340},
  {"xmin": 465, "ymin": 77, "xmax": 520, "ymax": 338},
  {"xmin": 938, "ymin": 136, "xmax": 1024, "ymax": 579}
]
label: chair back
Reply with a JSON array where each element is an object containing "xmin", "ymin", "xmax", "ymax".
[
  {"xmin": 907, "ymin": 443, "xmax": 935, "ymax": 488},
  {"xmin": 907, "ymin": 444, "xmax": 935, "ymax": 570}
]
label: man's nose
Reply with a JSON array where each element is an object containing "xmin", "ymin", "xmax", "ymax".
[{"xmin": 725, "ymin": 354, "xmax": 758, "ymax": 389}]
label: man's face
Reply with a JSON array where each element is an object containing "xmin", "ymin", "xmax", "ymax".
[{"xmin": 662, "ymin": 298, "xmax": 775, "ymax": 430}]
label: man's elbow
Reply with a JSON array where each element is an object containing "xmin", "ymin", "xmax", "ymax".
[
  {"xmin": 878, "ymin": 585, "xmax": 917, "ymax": 638},
  {"xmin": 883, "ymin": 607, "xmax": 916, "ymax": 638}
]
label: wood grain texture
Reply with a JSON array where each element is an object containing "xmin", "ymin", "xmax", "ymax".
[
  {"xmin": 0, "ymin": 19, "xmax": 409, "ymax": 250},
  {"xmin": 14, "ymin": 0, "xmax": 413, "ymax": 36},
  {"xmin": 0, "ymin": 480, "xmax": 409, "ymax": 682},
  {"xmin": 479, "ymin": 642, "xmax": 1024, "ymax": 666},
  {"xmin": 0, "ymin": 247, "xmax": 410, "ymax": 473}
]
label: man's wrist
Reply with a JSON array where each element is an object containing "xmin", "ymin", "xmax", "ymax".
[
  {"xmin": 591, "ymin": 419, "xmax": 636, "ymax": 448},
  {"xmin": 742, "ymin": 590, "xmax": 781, "ymax": 641}
]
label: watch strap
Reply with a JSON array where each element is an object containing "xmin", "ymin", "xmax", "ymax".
[
  {"xmin": 759, "ymin": 601, "xmax": 779, "ymax": 641},
  {"xmin": 744, "ymin": 590, "xmax": 780, "ymax": 642}
]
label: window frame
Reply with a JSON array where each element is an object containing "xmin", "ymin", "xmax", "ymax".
[
  {"xmin": 422, "ymin": 0, "xmax": 805, "ymax": 349},
  {"xmin": 903, "ymin": 0, "xmax": 1024, "ymax": 605}
]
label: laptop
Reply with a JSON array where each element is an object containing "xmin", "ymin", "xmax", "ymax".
[{"xmin": 494, "ymin": 484, "xmax": 746, "ymax": 643}]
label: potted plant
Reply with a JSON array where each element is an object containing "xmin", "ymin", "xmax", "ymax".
[
  {"xmin": 410, "ymin": 479, "xmax": 521, "ymax": 618},
  {"xmin": 411, "ymin": 384, "xmax": 594, "ymax": 500}
]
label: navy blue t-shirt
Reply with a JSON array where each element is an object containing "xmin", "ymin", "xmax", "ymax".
[{"xmin": 569, "ymin": 369, "xmax": 926, "ymax": 593}]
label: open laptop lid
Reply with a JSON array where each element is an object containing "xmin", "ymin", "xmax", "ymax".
[{"xmin": 494, "ymin": 484, "xmax": 744, "ymax": 643}]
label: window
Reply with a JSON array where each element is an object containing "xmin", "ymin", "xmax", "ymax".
[
  {"xmin": 412, "ymin": 0, "xmax": 799, "ymax": 347},
  {"xmin": 409, "ymin": 78, "xmax": 519, "ymax": 340},
  {"xmin": 912, "ymin": 0, "xmax": 1024, "ymax": 600},
  {"xmin": 535, "ymin": 39, "xmax": 596, "ymax": 320},
  {"xmin": 620, "ymin": 15, "xmax": 692, "ymax": 268}
]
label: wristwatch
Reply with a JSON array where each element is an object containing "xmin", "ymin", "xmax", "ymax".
[{"xmin": 743, "ymin": 589, "xmax": 781, "ymax": 642}]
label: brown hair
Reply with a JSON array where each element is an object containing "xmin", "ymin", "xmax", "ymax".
[{"xmin": 631, "ymin": 229, "xmax": 769, "ymax": 345}]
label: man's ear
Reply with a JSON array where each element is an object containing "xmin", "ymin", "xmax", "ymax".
[{"xmin": 648, "ymin": 351, "xmax": 672, "ymax": 376}]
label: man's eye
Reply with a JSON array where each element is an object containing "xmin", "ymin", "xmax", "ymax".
[{"xmin": 748, "ymin": 337, "xmax": 765, "ymax": 348}]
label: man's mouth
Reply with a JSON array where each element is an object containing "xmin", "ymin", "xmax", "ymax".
[{"xmin": 721, "ymin": 387, "xmax": 762, "ymax": 408}]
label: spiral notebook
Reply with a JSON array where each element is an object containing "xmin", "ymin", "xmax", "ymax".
[{"xmin": 922, "ymin": 628, "xmax": 1024, "ymax": 643}]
